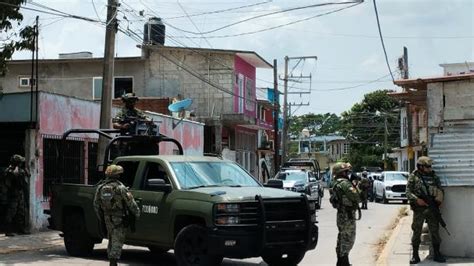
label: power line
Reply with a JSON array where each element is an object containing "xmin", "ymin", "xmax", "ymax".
[
  {"xmin": 372, "ymin": 0, "xmax": 394, "ymax": 82},
  {"xmin": 312, "ymin": 73, "xmax": 394, "ymax": 91},
  {"xmin": 164, "ymin": 0, "xmax": 272, "ymax": 20},
  {"xmin": 165, "ymin": 1, "xmax": 362, "ymax": 35},
  {"xmin": 176, "ymin": 0, "xmax": 213, "ymax": 48}
]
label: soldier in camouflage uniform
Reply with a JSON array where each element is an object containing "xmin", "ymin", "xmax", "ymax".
[
  {"xmin": 3, "ymin": 155, "xmax": 30, "ymax": 236},
  {"xmin": 112, "ymin": 93, "xmax": 148, "ymax": 134},
  {"xmin": 358, "ymin": 171, "xmax": 370, "ymax": 209},
  {"xmin": 330, "ymin": 162, "xmax": 361, "ymax": 266},
  {"xmin": 93, "ymin": 165, "xmax": 140, "ymax": 266},
  {"xmin": 406, "ymin": 156, "xmax": 446, "ymax": 264}
]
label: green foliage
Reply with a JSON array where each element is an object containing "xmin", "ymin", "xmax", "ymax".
[
  {"xmin": 0, "ymin": 0, "xmax": 35, "ymax": 76},
  {"xmin": 341, "ymin": 90, "xmax": 401, "ymax": 170},
  {"xmin": 288, "ymin": 112, "xmax": 342, "ymax": 137}
]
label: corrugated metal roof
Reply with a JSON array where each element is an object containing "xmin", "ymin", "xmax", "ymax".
[{"xmin": 429, "ymin": 126, "xmax": 474, "ymax": 186}]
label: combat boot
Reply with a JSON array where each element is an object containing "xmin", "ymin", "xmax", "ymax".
[
  {"xmin": 109, "ymin": 258, "xmax": 118, "ymax": 266},
  {"xmin": 409, "ymin": 245, "xmax": 421, "ymax": 264},
  {"xmin": 433, "ymin": 244, "xmax": 446, "ymax": 263}
]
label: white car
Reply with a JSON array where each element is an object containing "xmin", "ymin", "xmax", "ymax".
[{"xmin": 373, "ymin": 171, "xmax": 409, "ymax": 204}]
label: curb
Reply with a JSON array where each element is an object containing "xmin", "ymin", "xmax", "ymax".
[
  {"xmin": 0, "ymin": 233, "xmax": 63, "ymax": 255},
  {"xmin": 375, "ymin": 215, "xmax": 408, "ymax": 266}
]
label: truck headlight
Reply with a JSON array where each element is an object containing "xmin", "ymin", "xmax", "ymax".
[
  {"xmin": 385, "ymin": 186, "xmax": 392, "ymax": 191},
  {"xmin": 294, "ymin": 185, "xmax": 305, "ymax": 192},
  {"xmin": 216, "ymin": 203, "xmax": 240, "ymax": 213},
  {"xmin": 216, "ymin": 216, "xmax": 240, "ymax": 225}
]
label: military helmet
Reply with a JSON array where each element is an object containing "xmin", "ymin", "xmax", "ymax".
[
  {"xmin": 333, "ymin": 162, "xmax": 350, "ymax": 175},
  {"xmin": 121, "ymin": 93, "xmax": 139, "ymax": 103},
  {"xmin": 344, "ymin": 162, "xmax": 353, "ymax": 169},
  {"xmin": 105, "ymin": 164, "xmax": 124, "ymax": 177},
  {"xmin": 10, "ymin": 154, "xmax": 25, "ymax": 164},
  {"xmin": 417, "ymin": 156, "xmax": 433, "ymax": 167}
]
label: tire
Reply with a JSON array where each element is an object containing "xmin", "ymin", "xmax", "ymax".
[
  {"xmin": 63, "ymin": 212, "xmax": 94, "ymax": 257},
  {"xmin": 262, "ymin": 250, "xmax": 306, "ymax": 266},
  {"xmin": 174, "ymin": 225, "xmax": 223, "ymax": 266},
  {"xmin": 382, "ymin": 191, "xmax": 389, "ymax": 204},
  {"xmin": 316, "ymin": 195, "xmax": 322, "ymax": 209},
  {"xmin": 148, "ymin": 245, "xmax": 169, "ymax": 255}
]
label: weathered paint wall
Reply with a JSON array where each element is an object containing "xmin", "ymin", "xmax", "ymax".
[
  {"xmin": 427, "ymin": 82, "xmax": 444, "ymax": 128},
  {"xmin": 28, "ymin": 92, "xmax": 203, "ymax": 230},
  {"xmin": 233, "ymin": 55, "xmax": 257, "ymax": 118},
  {"xmin": 440, "ymin": 187, "xmax": 474, "ymax": 257}
]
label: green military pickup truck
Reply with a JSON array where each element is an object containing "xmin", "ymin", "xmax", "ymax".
[{"xmin": 47, "ymin": 130, "xmax": 318, "ymax": 266}]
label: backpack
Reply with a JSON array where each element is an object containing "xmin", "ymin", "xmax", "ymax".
[{"xmin": 329, "ymin": 179, "xmax": 343, "ymax": 209}]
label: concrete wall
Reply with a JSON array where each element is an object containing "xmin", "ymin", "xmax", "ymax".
[
  {"xmin": 0, "ymin": 59, "xmax": 145, "ymax": 100},
  {"xmin": 427, "ymin": 82, "xmax": 444, "ymax": 128},
  {"xmin": 145, "ymin": 50, "xmax": 235, "ymax": 118},
  {"xmin": 440, "ymin": 187, "xmax": 474, "ymax": 257},
  {"xmin": 443, "ymin": 80, "xmax": 474, "ymax": 120}
]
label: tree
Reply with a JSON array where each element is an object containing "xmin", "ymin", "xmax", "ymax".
[
  {"xmin": 288, "ymin": 112, "xmax": 342, "ymax": 138},
  {"xmin": 0, "ymin": 0, "xmax": 35, "ymax": 76},
  {"xmin": 341, "ymin": 90, "xmax": 401, "ymax": 170}
]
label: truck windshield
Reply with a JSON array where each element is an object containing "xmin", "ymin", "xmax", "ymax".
[
  {"xmin": 170, "ymin": 162, "xmax": 261, "ymax": 189},
  {"xmin": 385, "ymin": 173, "xmax": 408, "ymax": 181},
  {"xmin": 277, "ymin": 172, "xmax": 307, "ymax": 182}
]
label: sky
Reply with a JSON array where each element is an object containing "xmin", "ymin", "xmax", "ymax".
[{"xmin": 11, "ymin": 0, "xmax": 474, "ymax": 115}]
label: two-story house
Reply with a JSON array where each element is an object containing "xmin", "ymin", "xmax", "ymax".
[
  {"xmin": 1, "ymin": 43, "xmax": 272, "ymax": 177},
  {"xmin": 390, "ymin": 62, "xmax": 474, "ymax": 258}
]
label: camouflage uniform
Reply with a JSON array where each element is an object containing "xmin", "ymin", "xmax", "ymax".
[
  {"xmin": 358, "ymin": 176, "xmax": 370, "ymax": 209},
  {"xmin": 112, "ymin": 93, "xmax": 147, "ymax": 135},
  {"xmin": 93, "ymin": 165, "xmax": 140, "ymax": 265},
  {"xmin": 406, "ymin": 156, "xmax": 446, "ymax": 264},
  {"xmin": 330, "ymin": 163, "xmax": 360, "ymax": 266},
  {"xmin": 3, "ymin": 155, "xmax": 29, "ymax": 236}
]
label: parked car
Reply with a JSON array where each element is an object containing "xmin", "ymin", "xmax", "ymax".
[
  {"xmin": 284, "ymin": 158, "xmax": 324, "ymax": 198},
  {"xmin": 270, "ymin": 169, "xmax": 323, "ymax": 209},
  {"xmin": 373, "ymin": 171, "xmax": 409, "ymax": 204}
]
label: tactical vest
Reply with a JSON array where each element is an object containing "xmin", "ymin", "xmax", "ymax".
[{"xmin": 99, "ymin": 180, "xmax": 125, "ymax": 216}]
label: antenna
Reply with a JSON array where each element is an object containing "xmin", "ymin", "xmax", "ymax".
[{"xmin": 168, "ymin": 98, "xmax": 193, "ymax": 129}]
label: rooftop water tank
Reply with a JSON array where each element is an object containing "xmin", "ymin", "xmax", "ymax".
[{"xmin": 144, "ymin": 17, "xmax": 165, "ymax": 45}]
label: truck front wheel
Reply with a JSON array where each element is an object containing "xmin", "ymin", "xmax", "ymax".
[
  {"xmin": 63, "ymin": 212, "xmax": 94, "ymax": 256},
  {"xmin": 262, "ymin": 250, "xmax": 306, "ymax": 266},
  {"xmin": 174, "ymin": 225, "xmax": 223, "ymax": 266}
]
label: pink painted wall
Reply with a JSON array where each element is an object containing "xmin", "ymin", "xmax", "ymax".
[
  {"xmin": 233, "ymin": 55, "xmax": 257, "ymax": 118},
  {"xmin": 31, "ymin": 92, "xmax": 203, "ymax": 229}
]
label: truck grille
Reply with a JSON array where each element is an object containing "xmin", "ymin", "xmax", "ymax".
[{"xmin": 391, "ymin": 185, "xmax": 406, "ymax": 193}]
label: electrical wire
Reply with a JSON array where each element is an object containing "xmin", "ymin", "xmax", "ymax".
[
  {"xmin": 164, "ymin": 0, "xmax": 272, "ymax": 20},
  {"xmin": 372, "ymin": 0, "xmax": 394, "ymax": 82},
  {"xmin": 313, "ymin": 73, "xmax": 394, "ymax": 91},
  {"xmin": 176, "ymin": 0, "xmax": 213, "ymax": 48},
  {"xmin": 165, "ymin": 1, "xmax": 362, "ymax": 35}
]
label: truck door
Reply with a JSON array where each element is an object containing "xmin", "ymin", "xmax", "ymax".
[{"xmin": 129, "ymin": 161, "xmax": 172, "ymax": 244}]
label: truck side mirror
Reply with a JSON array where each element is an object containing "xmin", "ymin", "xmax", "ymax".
[
  {"xmin": 264, "ymin": 179, "xmax": 284, "ymax": 189},
  {"xmin": 147, "ymin": 178, "xmax": 172, "ymax": 193}
]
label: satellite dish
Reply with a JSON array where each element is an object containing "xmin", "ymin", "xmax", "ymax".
[
  {"xmin": 168, "ymin": 98, "xmax": 193, "ymax": 129},
  {"xmin": 168, "ymin": 98, "xmax": 192, "ymax": 112}
]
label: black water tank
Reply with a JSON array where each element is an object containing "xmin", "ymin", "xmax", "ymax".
[{"xmin": 144, "ymin": 17, "xmax": 165, "ymax": 45}]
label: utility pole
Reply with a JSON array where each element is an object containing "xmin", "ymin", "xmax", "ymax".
[
  {"xmin": 281, "ymin": 55, "xmax": 317, "ymax": 164},
  {"xmin": 273, "ymin": 59, "xmax": 280, "ymax": 172},
  {"xmin": 282, "ymin": 56, "xmax": 289, "ymax": 163},
  {"xmin": 97, "ymin": 0, "xmax": 118, "ymax": 165},
  {"xmin": 403, "ymin": 46, "xmax": 409, "ymax": 79},
  {"xmin": 384, "ymin": 115, "xmax": 388, "ymax": 170}
]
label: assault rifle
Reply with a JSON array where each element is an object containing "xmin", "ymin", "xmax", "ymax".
[{"xmin": 419, "ymin": 176, "xmax": 451, "ymax": 236}]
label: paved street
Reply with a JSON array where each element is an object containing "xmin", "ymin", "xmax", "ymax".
[{"xmin": 0, "ymin": 190, "xmax": 404, "ymax": 265}]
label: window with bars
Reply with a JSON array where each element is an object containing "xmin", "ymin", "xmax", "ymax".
[{"xmin": 43, "ymin": 137, "xmax": 84, "ymax": 198}]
